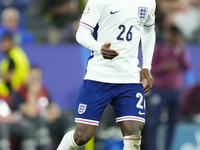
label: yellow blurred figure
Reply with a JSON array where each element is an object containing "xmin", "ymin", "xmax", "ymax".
[{"xmin": 0, "ymin": 33, "xmax": 29, "ymax": 97}]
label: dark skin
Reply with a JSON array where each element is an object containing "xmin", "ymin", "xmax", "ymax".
[
  {"xmin": 101, "ymin": 43, "xmax": 119, "ymax": 60},
  {"xmin": 73, "ymin": 43, "xmax": 153, "ymax": 146},
  {"xmin": 74, "ymin": 120, "xmax": 144, "ymax": 146},
  {"xmin": 140, "ymin": 68, "xmax": 153, "ymax": 93}
]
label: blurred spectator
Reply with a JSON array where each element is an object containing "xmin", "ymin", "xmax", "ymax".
[
  {"xmin": 42, "ymin": 0, "xmax": 79, "ymax": 28},
  {"xmin": 0, "ymin": 0, "xmax": 31, "ymax": 24},
  {"xmin": 180, "ymin": 76, "xmax": 200, "ymax": 122},
  {"xmin": 155, "ymin": 0, "xmax": 200, "ymax": 43},
  {"xmin": 157, "ymin": 0, "xmax": 187, "ymax": 14},
  {"xmin": 173, "ymin": 0, "xmax": 200, "ymax": 43},
  {"xmin": 41, "ymin": 0, "xmax": 80, "ymax": 44},
  {"xmin": 145, "ymin": 26, "xmax": 190, "ymax": 150},
  {"xmin": 0, "ymin": 0, "xmax": 31, "ymax": 10},
  {"xmin": 10, "ymin": 65, "xmax": 74, "ymax": 149},
  {"xmin": 0, "ymin": 7, "xmax": 34, "ymax": 44},
  {"xmin": 0, "ymin": 32, "xmax": 30, "ymax": 99},
  {"xmin": 0, "ymin": 96, "xmax": 37, "ymax": 150},
  {"xmin": 0, "ymin": 0, "xmax": 32, "ymax": 26},
  {"xmin": 154, "ymin": 0, "xmax": 187, "ymax": 41}
]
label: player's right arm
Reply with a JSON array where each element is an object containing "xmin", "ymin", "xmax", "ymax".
[
  {"xmin": 76, "ymin": 0, "xmax": 103, "ymax": 53},
  {"xmin": 76, "ymin": 26, "xmax": 119, "ymax": 59},
  {"xmin": 76, "ymin": 25, "xmax": 103, "ymax": 53},
  {"xmin": 76, "ymin": 0, "xmax": 119, "ymax": 59}
]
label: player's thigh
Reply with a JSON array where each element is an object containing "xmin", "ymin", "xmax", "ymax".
[
  {"xmin": 75, "ymin": 80, "xmax": 114, "ymax": 126},
  {"xmin": 111, "ymin": 84, "xmax": 146, "ymax": 124},
  {"xmin": 119, "ymin": 120, "xmax": 144, "ymax": 136}
]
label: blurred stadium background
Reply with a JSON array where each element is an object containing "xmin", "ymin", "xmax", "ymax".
[{"xmin": 0, "ymin": 0, "xmax": 200, "ymax": 150}]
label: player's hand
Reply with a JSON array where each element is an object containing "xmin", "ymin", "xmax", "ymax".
[
  {"xmin": 101, "ymin": 43, "xmax": 119, "ymax": 60},
  {"xmin": 140, "ymin": 68, "xmax": 153, "ymax": 93}
]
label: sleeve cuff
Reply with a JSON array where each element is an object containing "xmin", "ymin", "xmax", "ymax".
[{"xmin": 94, "ymin": 42, "xmax": 103, "ymax": 53}]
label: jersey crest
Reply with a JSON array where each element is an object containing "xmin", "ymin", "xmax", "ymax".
[
  {"xmin": 138, "ymin": 7, "xmax": 148, "ymax": 21},
  {"xmin": 78, "ymin": 103, "xmax": 87, "ymax": 114}
]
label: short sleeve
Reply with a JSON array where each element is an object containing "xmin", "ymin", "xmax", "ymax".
[
  {"xmin": 144, "ymin": 1, "xmax": 156, "ymax": 27},
  {"xmin": 80, "ymin": 0, "xmax": 103, "ymax": 30}
]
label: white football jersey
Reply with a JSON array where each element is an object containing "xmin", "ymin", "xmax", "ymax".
[{"xmin": 80, "ymin": 0, "xmax": 156, "ymax": 83}]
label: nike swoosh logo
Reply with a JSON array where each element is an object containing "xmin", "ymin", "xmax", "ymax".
[
  {"xmin": 110, "ymin": 10, "xmax": 121, "ymax": 15},
  {"xmin": 139, "ymin": 111, "xmax": 145, "ymax": 115}
]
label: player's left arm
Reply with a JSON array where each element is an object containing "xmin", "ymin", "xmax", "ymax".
[{"xmin": 140, "ymin": 1, "xmax": 156, "ymax": 93}]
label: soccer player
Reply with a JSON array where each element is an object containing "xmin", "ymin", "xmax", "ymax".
[{"xmin": 57, "ymin": 0, "xmax": 156, "ymax": 149}]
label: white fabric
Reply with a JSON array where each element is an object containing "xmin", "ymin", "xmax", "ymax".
[
  {"xmin": 141, "ymin": 26, "xmax": 156, "ymax": 70},
  {"xmin": 76, "ymin": 26, "xmax": 103, "ymax": 53},
  {"xmin": 77, "ymin": 0, "xmax": 156, "ymax": 83},
  {"xmin": 174, "ymin": 7, "xmax": 200, "ymax": 41},
  {"xmin": 57, "ymin": 130, "xmax": 81, "ymax": 150},
  {"xmin": 123, "ymin": 135, "xmax": 142, "ymax": 150}
]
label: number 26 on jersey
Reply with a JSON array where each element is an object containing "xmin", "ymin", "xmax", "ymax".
[{"xmin": 117, "ymin": 25, "xmax": 133, "ymax": 41}]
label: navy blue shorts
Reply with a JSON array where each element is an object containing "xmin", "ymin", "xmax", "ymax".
[{"xmin": 75, "ymin": 80, "xmax": 145, "ymax": 126}]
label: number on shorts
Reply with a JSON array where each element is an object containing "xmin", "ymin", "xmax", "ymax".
[{"xmin": 136, "ymin": 93, "xmax": 144, "ymax": 109}]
